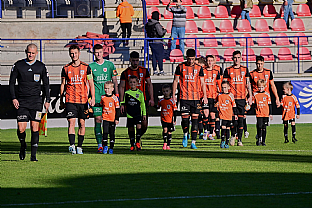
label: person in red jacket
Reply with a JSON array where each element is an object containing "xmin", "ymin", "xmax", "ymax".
[{"xmin": 116, "ymin": 0, "xmax": 134, "ymax": 46}]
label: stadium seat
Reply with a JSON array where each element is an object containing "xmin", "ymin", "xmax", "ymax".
[
  {"xmin": 273, "ymin": 19, "xmax": 287, "ymax": 31},
  {"xmin": 280, "ymin": 6, "xmax": 284, "ymax": 17},
  {"xmin": 197, "ymin": 6, "xmax": 211, "ymax": 18},
  {"xmin": 181, "ymin": 0, "xmax": 193, "ymax": 5},
  {"xmin": 296, "ymin": 4, "xmax": 311, "ymax": 16},
  {"xmin": 223, "ymin": 48, "xmax": 235, "ymax": 61},
  {"xmin": 275, "ymin": 33, "xmax": 290, "ymax": 46},
  {"xmin": 162, "ymin": 0, "xmax": 170, "ymax": 5},
  {"xmin": 219, "ymin": 20, "xmax": 234, "ymax": 33},
  {"xmin": 32, "ymin": 0, "xmax": 49, "ymax": 7},
  {"xmin": 249, "ymin": 5, "xmax": 261, "ymax": 17},
  {"xmin": 146, "ymin": 0, "xmax": 160, "ymax": 5},
  {"xmin": 185, "ymin": 35, "xmax": 200, "ymax": 47},
  {"xmin": 166, "ymin": 21, "xmax": 172, "ymax": 33},
  {"xmin": 257, "ymin": 33, "xmax": 272, "ymax": 46},
  {"xmin": 196, "ymin": 49, "xmax": 202, "ymax": 57},
  {"xmin": 206, "ymin": 48, "xmax": 221, "ymax": 61},
  {"xmin": 231, "ymin": 6, "xmax": 242, "ymax": 18},
  {"xmin": 291, "ymin": 18, "xmax": 305, "ymax": 31},
  {"xmin": 163, "ymin": 9, "xmax": 173, "ymax": 19},
  {"xmin": 203, "ymin": 34, "xmax": 218, "ymax": 47},
  {"xmin": 293, "ymin": 32, "xmax": 309, "ymax": 45},
  {"xmin": 147, "ymin": 7, "xmax": 161, "ymax": 19},
  {"xmin": 185, "ymin": 21, "xmax": 198, "ymax": 33},
  {"xmin": 214, "ymin": 5, "xmax": 229, "ymax": 18},
  {"xmin": 242, "ymin": 48, "xmax": 256, "ymax": 61},
  {"xmin": 237, "ymin": 19, "xmax": 252, "ymax": 32},
  {"xmin": 278, "ymin": 47, "xmax": 293, "ymax": 60},
  {"xmin": 296, "ymin": 47, "xmax": 311, "ymax": 60},
  {"xmin": 202, "ymin": 20, "xmax": 216, "ymax": 33},
  {"xmin": 255, "ymin": 19, "xmax": 269, "ymax": 32},
  {"xmin": 263, "ymin": 4, "xmax": 277, "ymax": 17},
  {"xmin": 186, "ymin": 6, "xmax": 195, "ymax": 19},
  {"xmin": 239, "ymin": 34, "xmax": 254, "ymax": 46},
  {"xmin": 195, "ymin": 0, "xmax": 210, "ymax": 5},
  {"xmin": 221, "ymin": 34, "xmax": 236, "ymax": 47},
  {"xmin": 12, "ymin": 0, "xmax": 25, "ymax": 7},
  {"xmin": 260, "ymin": 48, "xmax": 275, "ymax": 61},
  {"xmin": 170, "ymin": 49, "xmax": 184, "ymax": 62}
]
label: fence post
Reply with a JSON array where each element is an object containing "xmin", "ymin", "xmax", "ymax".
[
  {"xmin": 51, "ymin": 0, "xmax": 54, "ymax": 18},
  {"xmin": 92, "ymin": 39, "xmax": 95, "ymax": 62},
  {"xmin": 195, "ymin": 37, "xmax": 197, "ymax": 57},
  {"xmin": 40, "ymin": 40, "xmax": 43, "ymax": 62},
  {"xmin": 0, "ymin": 0, "xmax": 3, "ymax": 19},
  {"xmin": 297, "ymin": 36, "xmax": 300, "ymax": 74},
  {"xmin": 246, "ymin": 37, "xmax": 248, "ymax": 68},
  {"xmin": 102, "ymin": 0, "xmax": 105, "ymax": 18}
]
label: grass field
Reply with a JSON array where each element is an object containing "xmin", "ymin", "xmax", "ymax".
[{"xmin": 1, "ymin": 123, "xmax": 312, "ymax": 208}]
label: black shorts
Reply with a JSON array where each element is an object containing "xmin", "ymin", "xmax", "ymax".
[
  {"xmin": 161, "ymin": 121, "xmax": 175, "ymax": 132},
  {"xmin": 221, "ymin": 120, "xmax": 232, "ymax": 128},
  {"xmin": 102, "ymin": 120, "xmax": 116, "ymax": 134},
  {"xmin": 16, "ymin": 98, "xmax": 42, "ymax": 122},
  {"xmin": 257, "ymin": 117, "xmax": 269, "ymax": 127},
  {"xmin": 180, "ymin": 100, "xmax": 202, "ymax": 114},
  {"xmin": 127, "ymin": 116, "xmax": 142, "ymax": 127},
  {"xmin": 283, "ymin": 119, "xmax": 295, "ymax": 124},
  {"xmin": 66, "ymin": 103, "xmax": 89, "ymax": 119},
  {"xmin": 235, "ymin": 99, "xmax": 246, "ymax": 116}
]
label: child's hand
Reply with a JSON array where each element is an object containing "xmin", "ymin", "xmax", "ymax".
[
  {"xmin": 235, "ymin": 115, "xmax": 238, "ymax": 120},
  {"xmin": 174, "ymin": 121, "xmax": 176, "ymax": 125},
  {"xmin": 269, "ymin": 115, "xmax": 273, "ymax": 120},
  {"xmin": 296, "ymin": 115, "xmax": 300, "ymax": 119},
  {"xmin": 115, "ymin": 120, "xmax": 119, "ymax": 125},
  {"xmin": 120, "ymin": 105, "xmax": 124, "ymax": 114},
  {"xmin": 143, "ymin": 116, "xmax": 146, "ymax": 121}
]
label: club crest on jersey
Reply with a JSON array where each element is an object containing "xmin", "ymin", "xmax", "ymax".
[
  {"xmin": 113, "ymin": 70, "xmax": 117, "ymax": 75},
  {"xmin": 255, "ymin": 76, "xmax": 257, "ymax": 79},
  {"xmin": 109, "ymin": 102, "xmax": 113, "ymax": 107},
  {"xmin": 265, "ymin": 75, "xmax": 269, "ymax": 79},
  {"xmin": 194, "ymin": 70, "xmax": 197, "ymax": 75},
  {"xmin": 225, "ymin": 100, "xmax": 229, "ymax": 104},
  {"xmin": 167, "ymin": 105, "xmax": 171, "ymax": 109},
  {"xmin": 136, "ymin": 94, "xmax": 139, "ymax": 98},
  {"xmin": 103, "ymin": 68, "xmax": 107, "ymax": 72},
  {"xmin": 80, "ymin": 70, "xmax": 85, "ymax": 75},
  {"xmin": 241, "ymin": 71, "xmax": 245, "ymax": 76},
  {"xmin": 213, "ymin": 74, "xmax": 216, "ymax": 77},
  {"xmin": 289, "ymin": 102, "xmax": 292, "ymax": 106},
  {"xmin": 263, "ymin": 97, "xmax": 266, "ymax": 101},
  {"xmin": 140, "ymin": 73, "xmax": 143, "ymax": 78}
]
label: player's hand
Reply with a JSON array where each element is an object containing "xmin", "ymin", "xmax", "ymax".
[
  {"xmin": 174, "ymin": 121, "xmax": 176, "ymax": 125},
  {"xmin": 269, "ymin": 115, "xmax": 273, "ymax": 120},
  {"xmin": 44, "ymin": 102, "xmax": 50, "ymax": 111},
  {"xmin": 235, "ymin": 115, "xmax": 238, "ymax": 120},
  {"xmin": 247, "ymin": 97, "xmax": 253, "ymax": 106},
  {"xmin": 12, "ymin": 99, "xmax": 19, "ymax": 109},
  {"xmin": 202, "ymin": 97, "xmax": 208, "ymax": 104},
  {"xmin": 120, "ymin": 105, "xmax": 125, "ymax": 114},
  {"xmin": 90, "ymin": 97, "xmax": 95, "ymax": 107},
  {"xmin": 115, "ymin": 120, "xmax": 119, "ymax": 125},
  {"xmin": 276, "ymin": 99, "xmax": 281, "ymax": 108},
  {"xmin": 244, "ymin": 3, "xmax": 247, "ymax": 8},
  {"xmin": 149, "ymin": 99, "xmax": 155, "ymax": 106},
  {"xmin": 143, "ymin": 116, "xmax": 146, "ymax": 120},
  {"xmin": 296, "ymin": 115, "xmax": 300, "ymax": 119}
]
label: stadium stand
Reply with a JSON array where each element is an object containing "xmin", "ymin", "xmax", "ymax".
[
  {"xmin": 203, "ymin": 34, "xmax": 218, "ymax": 47},
  {"xmin": 195, "ymin": 0, "xmax": 210, "ymax": 5},
  {"xmin": 260, "ymin": 48, "xmax": 275, "ymax": 61},
  {"xmin": 231, "ymin": 5, "xmax": 242, "ymax": 18},
  {"xmin": 162, "ymin": 0, "xmax": 170, "ymax": 5},
  {"xmin": 182, "ymin": 0, "xmax": 193, "ymax": 5},
  {"xmin": 255, "ymin": 19, "xmax": 270, "ymax": 32},
  {"xmin": 170, "ymin": 49, "xmax": 184, "ymax": 62},
  {"xmin": 257, "ymin": 33, "xmax": 273, "ymax": 46},
  {"xmin": 146, "ymin": 0, "xmax": 160, "ymax": 6},
  {"xmin": 242, "ymin": 48, "xmax": 256, "ymax": 61},
  {"xmin": 278, "ymin": 47, "xmax": 293, "ymax": 60},
  {"xmin": 202, "ymin": 20, "xmax": 216, "ymax": 33},
  {"xmin": 197, "ymin": 6, "xmax": 211, "ymax": 18},
  {"xmin": 163, "ymin": 9, "xmax": 173, "ymax": 19},
  {"xmin": 263, "ymin": 4, "xmax": 277, "ymax": 17},
  {"xmin": 237, "ymin": 19, "xmax": 252, "ymax": 32},
  {"xmin": 223, "ymin": 48, "xmax": 235, "ymax": 61},
  {"xmin": 293, "ymin": 32, "xmax": 309, "ymax": 45},
  {"xmin": 273, "ymin": 19, "xmax": 288, "ymax": 31},
  {"xmin": 185, "ymin": 20, "xmax": 198, "ymax": 33},
  {"xmin": 219, "ymin": 20, "xmax": 234, "ymax": 33},
  {"xmin": 296, "ymin": 4, "xmax": 311, "ymax": 16},
  {"xmin": 214, "ymin": 5, "xmax": 229, "ymax": 18},
  {"xmin": 222, "ymin": 34, "xmax": 236, "ymax": 47},
  {"xmin": 239, "ymin": 34, "xmax": 254, "ymax": 46},
  {"xmin": 297, "ymin": 47, "xmax": 311, "ymax": 60},
  {"xmin": 206, "ymin": 48, "xmax": 220, "ymax": 61},
  {"xmin": 185, "ymin": 6, "xmax": 195, "ymax": 19},
  {"xmin": 291, "ymin": 18, "xmax": 305, "ymax": 31},
  {"xmin": 249, "ymin": 5, "xmax": 261, "ymax": 17},
  {"xmin": 275, "ymin": 33, "xmax": 290, "ymax": 46},
  {"xmin": 185, "ymin": 34, "xmax": 200, "ymax": 47}
]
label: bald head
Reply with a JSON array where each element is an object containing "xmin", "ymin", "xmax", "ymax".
[
  {"xmin": 25, "ymin": 44, "xmax": 38, "ymax": 63},
  {"xmin": 26, "ymin": 44, "xmax": 38, "ymax": 52}
]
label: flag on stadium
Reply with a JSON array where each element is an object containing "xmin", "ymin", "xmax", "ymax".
[
  {"xmin": 291, "ymin": 80, "xmax": 312, "ymax": 114},
  {"xmin": 39, "ymin": 113, "xmax": 48, "ymax": 136}
]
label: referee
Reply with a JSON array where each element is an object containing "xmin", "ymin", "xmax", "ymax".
[{"xmin": 9, "ymin": 44, "xmax": 50, "ymax": 162}]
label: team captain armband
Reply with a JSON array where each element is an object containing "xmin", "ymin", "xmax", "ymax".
[{"xmin": 87, "ymin": 74, "xmax": 93, "ymax": 80}]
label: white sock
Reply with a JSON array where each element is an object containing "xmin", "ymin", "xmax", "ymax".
[{"xmin": 192, "ymin": 140, "xmax": 196, "ymax": 144}]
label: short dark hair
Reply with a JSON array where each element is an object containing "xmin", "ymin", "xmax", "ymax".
[
  {"xmin": 93, "ymin": 44, "xmax": 103, "ymax": 51},
  {"xmin": 186, "ymin": 49, "xmax": 196, "ymax": 57},
  {"xmin": 221, "ymin": 80, "xmax": 230, "ymax": 86},
  {"xmin": 256, "ymin": 55, "xmax": 264, "ymax": 62},
  {"xmin": 232, "ymin": 50, "xmax": 241, "ymax": 57},
  {"xmin": 69, "ymin": 44, "xmax": 80, "ymax": 52},
  {"xmin": 198, "ymin": 57, "xmax": 206, "ymax": 65},
  {"xmin": 129, "ymin": 75, "xmax": 138, "ymax": 82},
  {"xmin": 162, "ymin": 84, "xmax": 171, "ymax": 90},
  {"xmin": 206, "ymin": 55, "xmax": 214, "ymax": 60},
  {"xmin": 130, "ymin": 51, "xmax": 140, "ymax": 59}
]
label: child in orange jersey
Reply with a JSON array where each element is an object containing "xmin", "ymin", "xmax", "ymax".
[
  {"xmin": 157, "ymin": 85, "xmax": 178, "ymax": 150},
  {"xmin": 253, "ymin": 79, "xmax": 273, "ymax": 146},
  {"xmin": 216, "ymin": 81, "xmax": 238, "ymax": 148},
  {"xmin": 280, "ymin": 82, "xmax": 300, "ymax": 143},
  {"xmin": 100, "ymin": 81, "xmax": 120, "ymax": 154}
]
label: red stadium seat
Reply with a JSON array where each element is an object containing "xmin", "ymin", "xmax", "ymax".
[
  {"xmin": 296, "ymin": 4, "xmax": 311, "ymax": 16},
  {"xmin": 263, "ymin": 4, "xmax": 277, "ymax": 17},
  {"xmin": 239, "ymin": 34, "xmax": 254, "ymax": 46},
  {"xmin": 255, "ymin": 19, "xmax": 269, "ymax": 32},
  {"xmin": 219, "ymin": 20, "xmax": 234, "ymax": 33},
  {"xmin": 170, "ymin": 49, "xmax": 184, "ymax": 62},
  {"xmin": 203, "ymin": 34, "xmax": 218, "ymax": 47},
  {"xmin": 197, "ymin": 6, "xmax": 211, "ymax": 18},
  {"xmin": 280, "ymin": 6, "xmax": 284, "ymax": 17},
  {"xmin": 257, "ymin": 33, "xmax": 272, "ymax": 46},
  {"xmin": 278, "ymin": 47, "xmax": 293, "ymax": 60},
  {"xmin": 231, "ymin": 6, "xmax": 242, "ymax": 18},
  {"xmin": 214, "ymin": 5, "xmax": 229, "ymax": 18},
  {"xmin": 195, "ymin": 0, "xmax": 209, "ymax": 5},
  {"xmin": 222, "ymin": 34, "xmax": 236, "ymax": 47},
  {"xmin": 166, "ymin": 21, "xmax": 172, "ymax": 33},
  {"xmin": 260, "ymin": 48, "xmax": 274, "ymax": 61},
  {"xmin": 296, "ymin": 47, "xmax": 311, "ymax": 60},
  {"xmin": 185, "ymin": 34, "xmax": 200, "ymax": 47},
  {"xmin": 181, "ymin": 0, "xmax": 193, "ymax": 5},
  {"xmin": 185, "ymin": 20, "xmax": 198, "ymax": 33},
  {"xmin": 162, "ymin": 0, "xmax": 170, "ymax": 5},
  {"xmin": 291, "ymin": 18, "xmax": 305, "ymax": 31},
  {"xmin": 202, "ymin": 20, "xmax": 216, "ymax": 33},
  {"xmin": 273, "ymin": 19, "xmax": 287, "ymax": 31},
  {"xmin": 242, "ymin": 48, "xmax": 256, "ymax": 61},
  {"xmin": 163, "ymin": 9, "xmax": 173, "ymax": 19},
  {"xmin": 237, "ymin": 19, "xmax": 252, "ymax": 32},
  {"xmin": 147, "ymin": 7, "xmax": 161, "ymax": 19},
  {"xmin": 185, "ymin": 6, "xmax": 195, "ymax": 19},
  {"xmin": 206, "ymin": 48, "xmax": 220, "ymax": 61},
  {"xmin": 196, "ymin": 49, "xmax": 202, "ymax": 58},
  {"xmin": 275, "ymin": 33, "xmax": 290, "ymax": 46},
  {"xmin": 223, "ymin": 48, "xmax": 235, "ymax": 61},
  {"xmin": 293, "ymin": 32, "xmax": 309, "ymax": 45},
  {"xmin": 250, "ymin": 5, "xmax": 261, "ymax": 17},
  {"xmin": 146, "ymin": 0, "xmax": 159, "ymax": 5}
]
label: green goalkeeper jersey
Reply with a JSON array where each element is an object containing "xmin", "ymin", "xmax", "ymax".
[{"xmin": 121, "ymin": 89, "xmax": 146, "ymax": 118}]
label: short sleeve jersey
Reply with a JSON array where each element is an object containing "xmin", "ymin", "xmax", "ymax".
[
  {"xmin": 61, "ymin": 62, "xmax": 91, "ymax": 104},
  {"xmin": 175, "ymin": 62, "xmax": 204, "ymax": 100},
  {"xmin": 223, "ymin": 65, "xmax": 250, "ymax": 100},
  {"xmin": 89, "ymin": 60, "xmax": 117, "ymax": 103},
  {"xmin": 216, "ymin": 93, "xmax": 236, "ymax": 121},
  {"xmin": 100, "ymin": 94, "xmax": 120, "ymax": 122},
  {"xmin": 121, "ymin": 89, "xmax": 146, "ymax": 118},
  {"xmin": 281, "ymin": 94, "xmax": 300, "ymax": 121},
  {"xmin": 157, "ymin": 98, "xmax": 178, "ymax": 123},
  {"xmin": 254, "ymin": 91, "xmax": 271, "ymax": 117},
  {"xmin": 201, "ymin": 67, "xmax": 220, "ymax": 99},
  {"xmin": 214, "ymin": 64, "xmax": 223, "ymax": 90},
  {"xmin": 250, "ymin": 68, "xmax": 273, "ymax": 93},
  {"xmin": 120, "ymin": 66, "xmax": 150, "ymax": 99}
]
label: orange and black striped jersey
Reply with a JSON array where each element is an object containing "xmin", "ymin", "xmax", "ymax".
[
  {"xmin": 201, "ymin": 67, "xmax": 220, "ymax": 99},
  {"xmin": 175, "ymin": 62, "xmax": 204, "ymax": 100},
  {"xmin": 254, "ymin": 91, "xmax": 271, "ymax": 117},
  {"xmin": 157, "ymin": 97, "xmax": 178, "ymax": 123},
  {"xmin": 223, "ymin": 65, "xmax": 250, "ymax": 99},
  {"xmin": 250, "ymin": 68, "xmax": 273, "ymax": 93},
  {"xmin": 61, "ymin": 62, "xmax": 91, "ymax": 104},
  {"xmin": 120, "ymin": 66, "xmax": 150, "ymax": 99},
  {"xmin": 213, "ymin": 64, "xmax": 223, "ymax": 90},
  {"xmin": 100, "ymin": 94, "xmax": 120, "ymax": 122},
  {"xmin": 281, "ymin": 94, "xmax": 300, "ymax": 121},
  {"xmin": 216, "ymin": 92, "xmax": 236, "ymax": 121}
]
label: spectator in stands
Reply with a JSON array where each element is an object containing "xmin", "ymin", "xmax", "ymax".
[
  {"xmin": 283, "ymin": 0, "xmax": 295, "ymax": 26},
  {"xmin": 116, "ymin": 0, "xmax": 134, "ymax": 46},
  {"xmin": 145, "ymin": 11, "xmax": 167, "ymax": 75},
  {"xmin": 166, "ymin": 0, "xmax": 187, "ymax": 55},
  {"xmin": 240, "ymin": 0, "xmax": 252, "ymax": 25}
]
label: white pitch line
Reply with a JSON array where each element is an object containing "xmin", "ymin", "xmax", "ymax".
[{"xmin": 2, "ymin": 192, "xmax": 312, "ymax": 207}]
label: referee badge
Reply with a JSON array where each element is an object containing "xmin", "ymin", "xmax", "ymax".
[{"xmin": 34, "ymin": 74, "xmax": 40, "ymax": 82}]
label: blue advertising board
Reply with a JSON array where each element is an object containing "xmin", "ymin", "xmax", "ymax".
[{"xmin": 292, "ymin": 80, "xmax": 312, "ymax": 114}]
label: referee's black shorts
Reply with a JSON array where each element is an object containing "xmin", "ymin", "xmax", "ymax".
[{"xmin": 16, "ymin": 97, "xmax": 42, "ymax": 122}]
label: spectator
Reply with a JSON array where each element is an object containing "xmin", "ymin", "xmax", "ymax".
[
  {"xmin": 240, "ymin": 0, "xmax": 252, "ymax": 25},
  {"xmin": 166, "ymin": 0, "xmax": 187, "ymax": 55},
  {"xmin": 116, "ymin": 0, "xmax": 134, "ymax": 46},
  {"xmin": 283, "ymin": 0, "xmax": 295, "ymax": 26},
  {"xmin": 145, "ymin": 11, "xmax": 167, "ymax": 75}
]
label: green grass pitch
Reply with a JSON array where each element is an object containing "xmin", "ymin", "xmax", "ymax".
[{"xmin": 1, "ymin": 123, "xmax": 312, "ymax": 208}]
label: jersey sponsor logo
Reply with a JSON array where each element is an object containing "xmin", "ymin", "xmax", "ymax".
[
  {"xmin": 205, "ymin": 77, "xmax": 215, "ymax": 84},
  {"xmin": 96, "ymin": 74, "xmax": 108, "ymax": 82},
  {"xmin": 67, "ymin": 112, "xmax": 74, "ymax": 117},
  {"xmin": 80, "ymin": 70, "xmax": 85, "ymax": 75},
  {"xmin": 184, "ymin": 73, "xmax": 196, "ymax": 82},
  {"xmin": 34, "ymin": 74, "xmax": 40, "ymax": 82},
  {"xmin": 28, "ymin": 68, "xmax": 32, "ymax": 72},
  {"xmin": 17, "ymin": 115, "xmax": 27, "ymax": 120},
  {"xmin": 232, "ymin": 75, "xmax": 244, "ymax": 82},
  {"xmin": 71, "ymin": 75, "xmax": 83, "ymax": 84},
  {"xmin": 104, "ymin": 68, "xmax": 107, "ymax": 72}
]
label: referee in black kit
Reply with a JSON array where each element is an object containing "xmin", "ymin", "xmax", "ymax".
[{"xmin": 9, "ymin": 44, "xmax": 50, "ymax": 162}]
